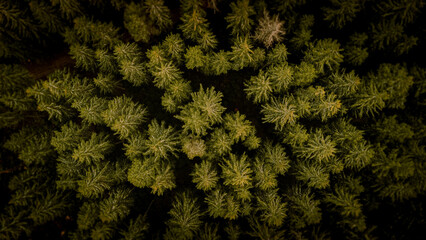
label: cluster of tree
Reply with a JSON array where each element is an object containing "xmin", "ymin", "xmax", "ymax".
[{"xmin": 1, "ymin": 0, "xmax": 425, "ymax": 239}]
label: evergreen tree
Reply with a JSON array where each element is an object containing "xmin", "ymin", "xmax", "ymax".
[
  {"xmin": 256, "ymin": 190, "xmax": 287, "ymax": 227},
  {"xmin": 223, "ymin": 112, "xmax": 255, "ymax": 142},
  {"xmin": 304, "ymin": 38, "xmax": 344, "ymax": 73},
  {"xmin": 72, "ymin": 132, "xmax": 113, "ymax": 164},
  {"xmin": 191, "ymin": 159, "xmax": 219, "ymax": 191},
  {"xmin": 261, "ymin": 97, "xmax": 298, "ymax": 130},
  {"xmin": 245, "ymin": 70, "xmax": 274, "ymax": 104},
  {"xmin": 220, "ymin": 153, "xmax": 252, "ymax": 188},
  {"xmin": 254, "ymin": 10, "xmax": 286, "ymax": 48},
  {"xmin": 102, "ymin": 96, "xmax": 148, "ymax": 139},
  {"xmin": 229, "ymin": 36, "xmax": 255, "ymax": 70},
  {"xmin": 166, "ymin": 192, "xmax": 203, "ymax": 240},
  {"xmin": 322, "ymin": 0, "xmax": 362, "ymax": 29},
  {"xmin": 225, "ymin": 0, "xmax": 255, "ymax": 37},
  {"xmin": 143, "ymin": 119, "xmax": 180, "ymax": 159}
]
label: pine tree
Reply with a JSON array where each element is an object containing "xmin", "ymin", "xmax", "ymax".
[
  {"xmin": 296, "ymin": 129, "xmax": 337, "ymax": 163},
  {"xmin": 322, "ymin": 0, "xmax": 362, "ymax": 29},
  {"xmin": 293, "ymin": 61, "xmax": 317, "ymax": 87},
  {"xmin": 184, "ymin": 45, "xmax": 207, "ymax": 70},
  {"xmin": 245, "ymin": 70, "xmax": 274, "ymax": 104},
  {"xmin": 254, "ymin": 10, "xmax": 286, "ymax": 48},
  {"xmin": 229, "ymin": 36, "xmax": 255, "ymax": 70},
  {"xmin": 93, "ymin": 73, "xmax": 122, "ymax": 94},
  {"xmin": 72, "ymin": 96, "xmax": 108, "ymax": 125},
  {"xmin": 304, "ymin": 38, "xmax": 344, "ymax": 73},
  {"xmin": 191, "ymin": 159, "xmax": 219, "ymax": 191},
  {"xmin": 51, "ymin": 121, "xmax": 90, "ymax": 153},
  {"xmin": 290, "ymin": 14, "xmax": 314, "ymax": 50},
  {"xmin": 99, "ymin": 187, "xmax": 133, "ymax": 222},
  {"xmin": 50, "ymin": 0, "xmax": 82, "ymax": 19},
  {"xmin": 328, "ymin": 70, "xmax": 361, "ymax": 97},
  {"xmin": 220, "ymin": 153, "xmax": 252, "ymax": 188},
  {"xmin": 295, "ymin": 162, "xmax": 330, "ymax": 189},
  {"xmin": 207, "ymin": 128, "xmax": 233, "ymax": 156},
  {"xmin": 143, "ymin": 0, "xmax": 172, "ymax": 31},
  {"xmin": 119, "ymin": 58, "xmax": 148, "ymax": 86},
  {"xmin": 286, "ymin": 186, "xmax": 322, "ymax": 229},
  {"xmin": 261, "ymin": 97, "xmax": 298, "ymax": 130},
  {"xmin": 209, "ymin": 50, "xmax": 232, "ymax": 75},
  {"xmin": 225, "ymin": 0, "xmax": 255, "ymax": 37},
  {"xmin": 261, "ymin": 141, "xmax": 291, "ymax": 175},
  {"xmin": 266, "ymin": 43, "xmax": 289, "ymax": 65},
  {"xmin": 344, "ymin": 33, "xmax": 369, "ymax": 66},
  {"xmin": 267, "ymin": 63, "xmax": 293, "ymax": 93},
  {"xmin": 69, "ymin": 44, "xmax": 97, "ymax": 72},
  {"xmin": 152, "ymin": 61, "xmax": 183, "ymax": 89},
  {"xmin": 351, "ymin": 82, "xmax": 387, "ymax": 118},
  {"xmin": 102, "ymin": 95, "xmax": 148, "ymax": 139},
  {"xmin": 181, "ymin": 134, "xmax": 206, "ymax": 159},
  {"xmin": 371, "ymin": 19, "xmax": 404, "ymax": 50},
  {"xmin": 253, "ymin": 158, "xmax": 278, "ymax": 190},
  {"xmin": 77, "ymin": 163, "xmax": 115, "ymax": 198},
  {"xmin": 256, "ymin": 190, "xmax": 287, "ymax": 227},
  {"xmin": 166, "ymin": 192, "xmax": 203, "ymax": 240},
  {"xmin": 143, "ymin": 119, "xmax": 180, "ymax": 159},
  {"xmin": 223, "ymin": 112, "xmax": 255, "ymax": 142},
  {"xmin": 29, "ymin": 1, "xmax": 64, "ymax": 33},
  {"xmin": 204, "ymin": 188, "xmax": 228, "ymax": 218},
  {"xmin": 120, "ymin": 215, "xmax": 149, "ymax": 240},
  {"xmin": 72, "ymin": 132, "xmax": 113, "ymax": 164},
  {"xmin": 162, "ymin": 33, "xmax": 185, "ymax": 63}
]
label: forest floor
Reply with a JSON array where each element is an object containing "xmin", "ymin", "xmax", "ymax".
[{"xmin": 23, "ymin": 49, "xmax": 74, "ymax": 80}]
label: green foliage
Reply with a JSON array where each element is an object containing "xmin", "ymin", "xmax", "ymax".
[
  {"xmin": 102, "ymin": 96, "xmax": 148, "ymax": 139},
  {"xmin": 286, "ymin": 186, "xmax": 322, "ymax": 229},
  {"xmin": 184, "ymin": 45, "xmax": 207, "ymax": 70},
  {"xmin": 261, "ymin": 97, "xmax": 298, "ymax": 130},
  {"xmin": 29, "ymin": 190, "xmax": 70, "ymax": 225},
  {"xmin": 99, "ymin": 187, "xmax": 133, "ymax": 222},
  {"xmin": 256, "ymin": 190, "xmax": 287, "ymax": 227},
  {"xmin": 124, "ymin": 1, "xmax": 171, "ymax": 43},
  {"xmin": 245, "ymin": 70, "xmax": 273, "ymax": 104},
  {"xmin": 296, "ymin": 162, "xmax": 330, "ymax": 189},
  {"xmin": 1, "ymin": 1, "xmax": 425, "ymax": 239},
  {"xmin": 304, "ymin": 38, "xmax": 344, "ymax": 73},
  {"xmin": 225, "ymin": 0, "xmax": 255, "ymax": 37},
  {"xmin": 223, "ymin": 112, "xmax": 255, "ymax": 142},
  {"xmin": 72, "ymin": 132, "xmax": 113, "ymax": 164},
  {"xmin": 176, "ymin": 85, "xmax": 225, "ymax": 135},
  {"xmin": 120, "ymin": 215, "xmax": 149, "ymax": 240},
  {"xmin": 220, "ymin": 153, "xmax": 252, "ymax": 188},
  {"xmin": 323, "ymin": 0, "xmax": 362, "ymax": 29},
  {"xmin": 229, "ymin": 36, "xmax": 255, "ymax": 70},
  {"xmin": 296, "ymin": 129, "xmax": 337, "ymax": 163},
  {"xmin": 191, "ymin": 159, "xmax": 219, "ymax": 191},
  {"xmin": 166, "ymin": 192, "xmax": 203, "ymax": 240}
]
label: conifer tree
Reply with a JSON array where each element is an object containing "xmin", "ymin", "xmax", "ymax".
[
  {"xmin": 256, "ymin": 190, "xmax": 287, "ymax": 227},
  {"xmin": 99, "ymin": 187, "xmax": 133, "ymax": 222},
  {"xmin": 295, "ymin": 161, "xmax": 330, "ymax": 189},
  {"xmin": 191, "ymin": 159, "xmax": 219, "ymax": 191},
  {"xmin": 261, "ymin": 97, "xmax": 298, "ymax": 130},
  {"xmin": 151, "ymin": 61, "xmax": 183, "ymax": 89},
  {"xmin": 207, "ymin": 128, "xmax": 233, "ymax": 156},
  {"xmin": 166, "ymin": 192, "xmax": 203, "ymax": 240},
  {"xmin": 245, "ymin": 70, "xmax": 274, "ymax": 104},
  {"xmin": 209, "ymin": 50, "xmax": 232, "ymax": 75},
  {"xmin": 93, "ymin": 73, "xmax": 122, "ymax": 94},
  {"xmin": 322, "ymin": 0, "xmax": 362, "ymax": 29},
  {"xmin": 223, "ymin": 112, "xmax": 255, "ymax": 142},
  {"xmin": 266, "ymin": 43, "xmax": 289, "ymax": 65},
  {"xmin": 267, "ymin": 63, "xmax": 293, "ymax": 93},
  {"xmin": 102, "ymin": 96, "xmax": 148, "ymax": 139},
  {"xmin": 69, "ymin": 44, "xmax": 97, "ymax": 72},
  {"xmin": 290, "ymin": 14, "xmax": 315, "ymax": 50},
  {"xmin": 120, "ymin": 215, "xmax": 149, "ymax": 240},
  {"xmin": 225, "ymin": 0, "xmax": 255, "ymax": 37},
  {"xmin": 296, "ymin": 129, "xmax": 337, "ymax": 163},
  {"xmin": 286, "ymin": 186, "xmax": 322, "ymax": 229},
  {"xmin": 72, "ymin": 96, "xmax": 108, "ymax": 125},
  {"xmin": 220, "ymin": 153, "xmax": 252, "ymax": 188},
  {"xmin": 72, "ymin": 132, "xmax": 113, "ymax": 164},
  {"xmin": 143, "ymin": 119, "xmax": 180, "ymax": 160},
  {"xmin": 162, "ymin": 33, "xmax": 185, "ymax": 63},
  {"xmin": 229, "ymin": 36, "xmax": 255, "ymax": 70},
  {"xmin": 304, "ymin": 38, "xmax": 344, "ymax": 73},
  {"xmin": 344, "ymin": 33, "xmax": 369, "ymax": 66},
  {"xmin": 254, "ymin": 10, "xmax": 286, "ymax": 48},
  {"xmin": 184, "ymin": 45, "xmax": 207, "ymax": 70},
  {"xmin": 181, "ymin": 134, "xmax": 206, "ymax": 159}
]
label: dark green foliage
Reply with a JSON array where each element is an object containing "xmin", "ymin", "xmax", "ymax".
[
  {"xmin": 1, "ymin": 1, "xmax": 425, "ymax": 239},
  {"xmin": 323, "ymin": 0, "xmax": 362, "ymax": 29},
  {"xmin": 165, "ymin": 192, "xmax": 203, "ymax": 240},
  {"xmin": 102, "ymin": 96, "xmax": 148, "ymax": 139},
  {"xmin": 304, "ymin": 38, "xmax": 344, "ymax": 73}
]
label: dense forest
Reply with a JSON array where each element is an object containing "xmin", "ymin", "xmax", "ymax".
[{"xmin": 1, "ymin": 0, "xmax": 425, "ymax": 239}]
